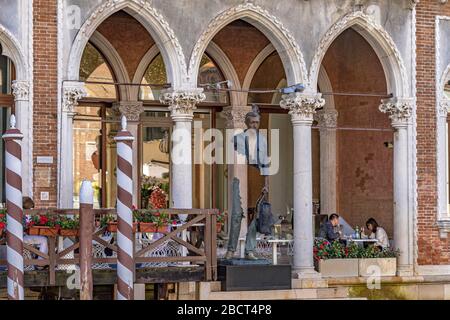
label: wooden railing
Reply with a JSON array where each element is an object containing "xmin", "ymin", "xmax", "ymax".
[{"xmin": 0, "ymin": 208, "xmax": 218, "ymax": 286}]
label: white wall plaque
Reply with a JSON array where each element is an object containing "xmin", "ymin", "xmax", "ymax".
[{"xmin": 36, "ymin": 156, "xmax": 54, "ymax": 164}]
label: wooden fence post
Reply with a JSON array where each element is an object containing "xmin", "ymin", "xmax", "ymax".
[
  {"xmin": 3, "ymin": 115, "xmax": 24, "ymax": 300},
  {"xmin": 79, "ymin": 180, "xmax": 94, "ymax": 300}
]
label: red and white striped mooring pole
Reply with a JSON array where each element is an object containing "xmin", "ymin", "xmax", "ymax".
[
  {"xmin": 114, "ymin": 115, "xmax": 135, "ymax": 300},
  {"xmin": 3, "ymin": 114, "xmax": 24, "ymax": 300}
]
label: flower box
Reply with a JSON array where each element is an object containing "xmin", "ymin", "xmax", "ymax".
[
  {"xmin": 358, "ymin": 258, "xmax": 397, "ymax": 277},
  {"xmin": 59, "ymin": 229, "xmax": 79, "ymax": 237},
  {"xmin": 317, "ymin": 258, "xmax": 359, "ymax": 277},
  {"xmin": 29, "ymin": 226, "xmax": 59, "ymax": 237},
  {"xmin": 156, "ymin": 225, "xmax": 170, "ymax": 233},
  {"xmin": 139, "ymin": 222, "xmax": 156, "ymax": 233},
  {"xmin": 106, "ymin": 222, "xmax": 138, "ymax": 233},
  {"xmin": 139, "ymin": 222, "xmax": 169, "ymax": 233}
]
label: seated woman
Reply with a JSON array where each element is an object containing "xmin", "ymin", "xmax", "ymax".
[{"xmin": 364, "ymin": 218, "xmax": 390, "ymax": 249}]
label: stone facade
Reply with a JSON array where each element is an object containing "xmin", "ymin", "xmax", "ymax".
[{"xmin": 0, "ymin": 0, "xmax": 449, "ymax": 274}]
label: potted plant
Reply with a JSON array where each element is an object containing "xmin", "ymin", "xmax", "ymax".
[
  {"xmin": 314, "ymin": 238, "xmax": 399, "ymax": 277},
  {"xmin": 100, "ymin": 214, "xmax": 117, "ymax": 233},
  {"xmin": 216, "ymin": 211, "xmax": 227, "ymax": 233},
  {"xmin": 153, "ymin": 212, "xmax": 171, "ymax": 233},
  {"xmin": 135, "ymin": 210, "xmax": 156, "ymax": 233},
  {"xmin": 136, "ymin": 211, "xmax": 171, "ymax": 233},
  {"xmin": 0, "ymin": 209, "xmax": 6, "ymax": 238},
  {"xmin": 149, "ymin": 187, "xmax": 168, "ymax": 209},
  {"xmin": 141, "ymin": 176, "xmax": 158, "ymax": 209},
  {"xmin": 58, "ymin": 216, "xmax": 80, "ymax": 237},
  {"xmin": 101, "ymin": 213, "xmax": 138, "ymax": 233},
  {"xmin": 358, "ymin": 246, "xmax": 399, "ymax": 277},
  {"xmin": 27, "ymin": 214, "xmax": 60, "ymax": 237},
  {"xmin": 314, "ymin": 239, "xmax": 359, "ymax": 277}
]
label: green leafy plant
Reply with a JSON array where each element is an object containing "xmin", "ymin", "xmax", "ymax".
[
  {"xmin": 99, "ymin": 214, "xmax": 116, "ymax": 228},
  {"xmin": 58, "ymin": 216, "xmax": 79, "ymax": 230},
  {"xmin": 314, "ymin": 238, "xmax": 400, "ymax": 261},
  {"xmin": 133, "ymin": 210, "xmax": 172, "ymax": 227},
  {"xmin": 27, "ymin": 214, "xmax": 59, "ymax": 228},
  {"xmin": 133, "ymin": 210, "xmax": 153, "ymax": 223},
  {"xmin": 216, "ymin": 211, "xmax": 227, "ymax": 224}
]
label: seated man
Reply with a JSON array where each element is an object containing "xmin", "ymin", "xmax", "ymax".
[
  {"xmin": 318, "ymin": 213, "xmax": 341, "ymax": 242},
  {"xmin": 22, "ymin": 197, "xmax": 48, "ymax": 262}
]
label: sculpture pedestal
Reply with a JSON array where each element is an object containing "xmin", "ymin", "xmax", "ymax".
[{"xmin": 218, "ymin": 259, "xmax": 291, "ymax": 291}]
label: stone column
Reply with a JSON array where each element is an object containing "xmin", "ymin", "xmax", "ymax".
[
  {"xmin": 316, "ymin": 109, "xmax": 338, "ymax": 215},
  {"xmin": 11, "ymin": 80, "xmax": 31, "ymax": 197},
  {"xmin": 437, "ymin": 99, "xmax": 450, "ymax": 237},
  {"xmin": 281, "ymin": 92, "xmax": 325, "ymax": 277},
  {"xmin": 60, "ymin": 81, "xmax": 86, "ymax": 208},
  {"xmin": 160, "ymin": 89, "xmax": 205, "ymax": 218},
  {"xmin": 113, "ymin": 101, "xmax": 144, "ymax": 207},
  {"xmin": 379, "ymin": 98, "xmax": 413, "ymax": 276},
  {"xmin": 221, "ymin": 106, "xmax": 252, "ymax": 239}
]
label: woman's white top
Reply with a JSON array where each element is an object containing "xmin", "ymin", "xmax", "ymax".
[{"xmin": 369, "ymin": 227, "xmax": 390, "ymax": 248}]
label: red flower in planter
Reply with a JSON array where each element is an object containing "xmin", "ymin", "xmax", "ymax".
[
  {"xmin": 39, "ymin": 215, "xmax": 48, "ymax": 225},
  {"xmin": 0, "ymin": 222, "xmax": 5, "ymax": 229}
]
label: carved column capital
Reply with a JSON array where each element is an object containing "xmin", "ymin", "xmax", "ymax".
[
  {"xmin": 221, "ymin": 106, "xmax": 252, "ymax": 129},
  {"xmin": 280, "ymin": 92, "xmax": 325, "ymax": 125},
  {"xmin": 63, "ymin": 81, "xmax": 87, "ymax": 113},
  {"xmin": 379, "ymin": 97, "xmax": 414, "ymax": 128},
  {"xmin": 11, "ymin": 80, "xmax": 30, "ymax": 102},
  {"xmin": 439, "ymin": 98, "xmax": 450, "ymax": 118},
  {"xmin": 112, "ymin": 101, "xmax": 144, "ymax": 122},
  {"xmin": 159, "ymin": 88, "xmax": 206, "ymax": 121},
  {"xmin": 315, "ymin": 109, "xmax": 338, "ymax": 129}
]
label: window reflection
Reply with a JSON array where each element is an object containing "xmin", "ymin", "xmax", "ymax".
[
  {"xmin": 139, "ymin": 53, "xmax": 228, "ymax": 103},
  {"xmin": 140, "ymin": 54, "xmax": 167, "ymax": 101},
  {"xmin": 79, "ymin": 42, "xmax": 117, "ymax": 99}
]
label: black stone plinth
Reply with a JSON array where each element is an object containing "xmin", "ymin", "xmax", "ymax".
[{"xmin": 218, "ymin": 260, "xmax": 291, "ymax": 291}]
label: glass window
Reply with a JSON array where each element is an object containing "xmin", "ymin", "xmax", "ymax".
[
  {"xmin": 192, "ymin": 112, "xmax": 213, "ymax": 209},
  {"xmin": 73, "ymin": 106, "xmax": 102, "ymax": 208},
  {"xmin": 139, "ymin": 53, "xmax": 228, "ymax": 104},
  {"xmin": 140, "ymin": 111, "xmax": 171, "ymax": 208},
  {"xmin": 79, "ymin": 42, "xmax": 117, "ymax": 99},
  {"xmin": 0, "ymin": 46, "xmax": 14, "ymax": 203},
  {"xmin": 248, "ymin": 51, "xmax": 285, "ymax": 105},
  {"xmin": 198, "ymin": 54, "xmax": 228, "ymax": 104},
  {"xmin": 139, "ymin": 54, "xmax": 167, "ymax": 101},
  {"xmin": 73, "ymin": 106, "xmax": 120, "ymax": 208}
]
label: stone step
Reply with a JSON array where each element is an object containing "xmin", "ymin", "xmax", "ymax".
[
  {"xmin": 292, "ymin": 278, "xmax": 329, "ymax": 289},
  {"xmin": 203, "ymin": 286, "xmax": 349, "ymax": 300}
]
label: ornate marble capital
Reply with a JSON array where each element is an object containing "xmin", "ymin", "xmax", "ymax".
[
  {"xmin": 280, "ymin": 92, "xmax": 325, "ymax": 124},
  {"xmin": 11, "ymin": 80, "xmax": 30, "ymax": 101},
  {"xmin": 315, "ymin": 109, "xmax": 338, "ymax": 129},
  {"xmin": 379, "ymin": 98, "xmax": 414, "ymax": 127},
  {"xmin": 160, "ymin": 89, "xmax": 206, "ymax": 121},
  {"xmin": 63, "ymin": 81, "xmax": 87, "ymax": 113},
  {"xmin": 112, "ymin": 101, "xmax": 144, "ymax": 122},
  {"xmin": 439, "ymin": 98, "xmax": 450, "ymax": 118},
  {"xmin": 221, "ymin": 106, "xmax": 252, "ymax": 129}
]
